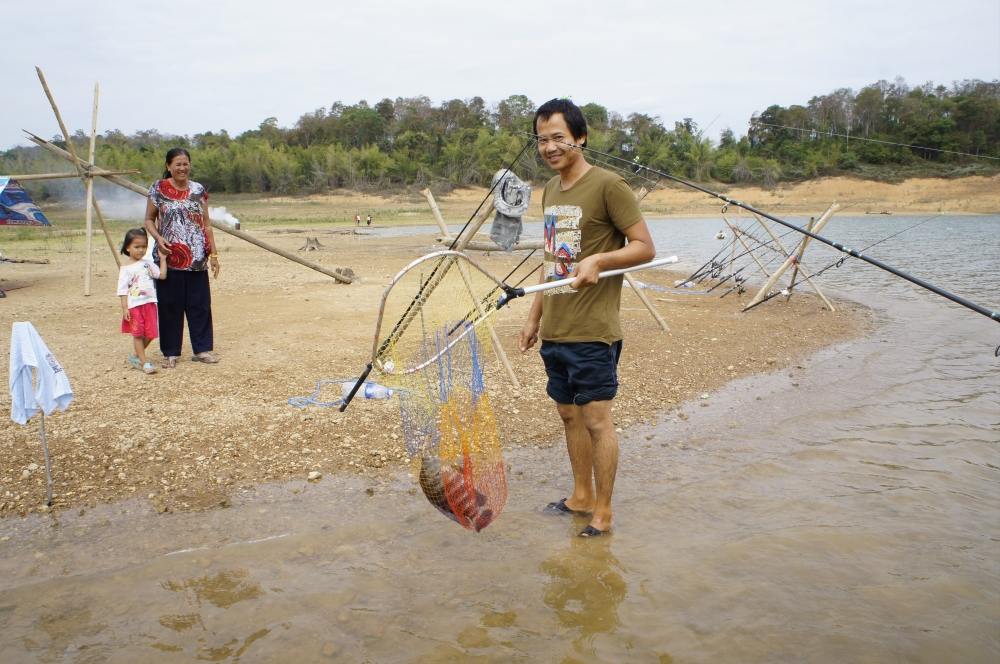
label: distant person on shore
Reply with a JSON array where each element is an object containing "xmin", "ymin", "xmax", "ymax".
[
  {"xmin": 117, "ymin": 228, "xmax": 168, "ymax": 375},
  {"xmin": 366, "ymin": 214, "xmax": 372, "ymax": 226},
  {"xmin": 143, "ymin": 148, "xmax": 221, "ymax": 369},
  {"xmin": 518, "ymin": 98, "xmax": 655, "ymax": 537},
  {"xmin": 356, "ymin": 213, "xmax": 361, "ymax": 226}
]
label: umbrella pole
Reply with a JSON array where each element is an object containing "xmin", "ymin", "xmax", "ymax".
[{"xmin": 40, "ymin": 413, "xmax": 53, "ymax": 506}]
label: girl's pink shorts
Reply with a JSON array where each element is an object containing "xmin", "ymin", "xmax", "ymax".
[{"xmin": 121, "ymin": 302, "xmax": 159, "ymax": 339}]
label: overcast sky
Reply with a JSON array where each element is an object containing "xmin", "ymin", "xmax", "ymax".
[{"xmin": 6, "ymin": 0, "xmax": 999, "ymax": 151}]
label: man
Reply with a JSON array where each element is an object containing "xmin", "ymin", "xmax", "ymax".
[{"xmin": 519, "ymin": 98, "xmax": 655, "ymax": 537}]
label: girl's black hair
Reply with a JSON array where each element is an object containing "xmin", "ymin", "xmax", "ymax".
[
  {"xmin": 162, "ymin": 147, "xmax": 192, "ymax": 179},
  {"xmin": 121, "ymin": 227, "xmax": 148, "ymax": 256}
]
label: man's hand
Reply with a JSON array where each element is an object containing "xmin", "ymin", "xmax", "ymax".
[
  {"xmin": 570, "ymin": 255, "xmax": 602, "ymax": 289},
  {"xmin": 519, "ymin": 319, "xmax": 539, "ymax": 352}
]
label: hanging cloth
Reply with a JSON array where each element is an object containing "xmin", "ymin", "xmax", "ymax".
[
  {"xmin": 489, "ymin": 169, "xmax": 531, "ymax": 251},
  {"xmin": 9, "ymin": 321, "xmax": 73, "ymax": 425}
]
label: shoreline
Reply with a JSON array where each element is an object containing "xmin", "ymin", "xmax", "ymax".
[{"xmin": 0, "ymin": 227, "xmax": 872, "ymax": 519}]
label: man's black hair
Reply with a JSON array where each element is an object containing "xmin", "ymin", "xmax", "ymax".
[{"xmin": 534, "ymin": 98, "xmax": 588, "ymax": 148}]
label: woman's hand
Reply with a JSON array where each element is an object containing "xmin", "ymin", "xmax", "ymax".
[{"xmin": 210, "ymin": 255, "xmax": 220, "ymax": 278}]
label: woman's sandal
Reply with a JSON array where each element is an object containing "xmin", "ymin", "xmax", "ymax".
[
  {"xmin": 191, "ymin": 352, "xmax": 219, "ymax": 364},
  {"xmin": 142, "ymin": 361, "xmax": 158, "ymax": 375},
  {"xmin": 162, "ymin": 356, "xmax": 179, "ymax": 369}
]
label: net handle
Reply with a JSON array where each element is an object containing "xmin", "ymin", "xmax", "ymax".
[{"xmin": 497, "ymin": 255, "xmax": 678, "ymax": 307}]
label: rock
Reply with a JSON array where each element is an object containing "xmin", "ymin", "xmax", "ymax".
[
  {"xmin": 307, "ymin": 471, "xmax": 322, "ymax": 482},
  {"xmin": 27, "ymin": 463, "xmax": 38, "ymax": 472},
  {"xmin": 321, "ymin": 642, "xmax": 338, "ymax": 658}
]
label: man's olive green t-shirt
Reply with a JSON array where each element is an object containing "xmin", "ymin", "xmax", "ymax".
[{"xmin": 539, "ymin": 166, "xmax": 643, "ymax": 344}]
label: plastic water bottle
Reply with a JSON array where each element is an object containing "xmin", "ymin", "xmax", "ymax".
[{"xmin": 341, "ymin": 380, "xmax": 394, "ymax": 400}]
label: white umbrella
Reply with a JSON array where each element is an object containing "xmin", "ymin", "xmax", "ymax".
[{"xmin": 9, "ymin": 321, "xmax": 73, "ymax": 506}]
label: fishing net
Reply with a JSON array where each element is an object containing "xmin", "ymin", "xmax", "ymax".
[{"xmin": 364, "ymin": 251, "xmax": 515, "ymax": 531}]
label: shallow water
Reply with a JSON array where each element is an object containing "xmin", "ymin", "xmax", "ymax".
[{"xmin": 1, "ymin": 215, "xmax": 997, "ymax": 662}]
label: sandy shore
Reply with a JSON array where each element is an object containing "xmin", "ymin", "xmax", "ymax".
[{"xmin": 0, "ymin": 218, "xmax": 873, "ymax": 518}]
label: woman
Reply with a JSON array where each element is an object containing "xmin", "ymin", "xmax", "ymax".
[{"xmin": 144, "ymin": 148, "xmax": 221, "ymax": 368}]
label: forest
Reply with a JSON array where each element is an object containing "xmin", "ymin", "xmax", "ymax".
[{"xmin": 3, "ymin": 77, "xmax": 997, "ymax": 197}]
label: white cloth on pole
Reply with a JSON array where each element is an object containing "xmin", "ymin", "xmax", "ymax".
[{"xmin": 9, "ymin": 322, "xmax": 73, "ymax": 425}]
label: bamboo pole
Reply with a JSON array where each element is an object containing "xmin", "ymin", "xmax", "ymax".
[
  {"xmin": 752, "ymin": 210, "xmax": 836, "ymax": 311},
  {"xmin": 786, "ymin": 216, "xmax": 816, "ymax": 300},
  {"xmin": 24, "ymin": 132, "xmax": 353, "ymax": 283},
  {"xmin": 83, "ymin": 82, "xmax": 98, "ymax": 296},
  {"xmin": 420, "ymin": 188, "xmax": 450, "ymax": 235},
  {"xmin": 435, "ymin": 236, "xmax": 544, "ymax": 251},
  {"xmin": 92, "ymin": 196, "xmax": 122, "ymax": 268},
  {"xmin": 5, "ymin": 169, "xmax": 139, "ymax": 181},
  {"xmin": 34, "ymin": 68, "xmax": 120, "ymax": 277},
  {"xmin": 625, "ymin": 189, "xmax": 668, "ymax": 331},
  {"xmin": 743, "ymin": 204, "xmax": 839, "ymax": 311}
]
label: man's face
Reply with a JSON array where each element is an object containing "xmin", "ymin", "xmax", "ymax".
[{"xmin": 536, "ymin": 113, "xmax": 585, "ymax": 173}]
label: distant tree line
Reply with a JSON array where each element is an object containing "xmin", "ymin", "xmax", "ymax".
[{"xmin": 3, "ymin": 78, "xmax": 997, "ymax": 198}]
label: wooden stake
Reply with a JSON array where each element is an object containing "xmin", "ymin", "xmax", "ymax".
[
  {"xmin": 35, "ymin": 68, "xmax": 120, "ymax": 283},
  {"xmin": 6, "ymin": 169, "xmax": 139, "ymax": 181},
  {"xmin": 786, "ymin": 216, "xmax": 816, "ymax": 300},
  {"xmin": 83, "ymin": 82, "xmax": 98, "ymax": 296},
  {"xmin": 743, "ymin": 204, "xmax": 839, "ymax": 311},
  {"xmin": 626, "ymin": 188, "xmax": 668, "ymax": 331},
  {"xmin": 421, "ymin": 188, "xmax": 450, "ymax": 236},
  {"xmin": 752, "ymin": 210, "xmax": 836, "ymax": 312}
]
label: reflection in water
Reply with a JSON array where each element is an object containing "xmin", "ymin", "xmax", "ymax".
[
  {"xmin": 153, "ymin": 569, "xmax": 270, "ymax": 661},
  {"xmin": 541, "ymin": 536, "xmax": 627, "ymax": 658},
  {"xmin": 161, "ymin": 569, "xmax": 264, "ymax": 609}
]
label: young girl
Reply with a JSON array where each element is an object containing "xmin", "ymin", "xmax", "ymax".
[{"xmin": 117, "ymin": 228, "xmax": 168, "ymax": 374}]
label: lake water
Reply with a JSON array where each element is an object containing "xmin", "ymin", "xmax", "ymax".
[{"xmin": 1, "ymin": 214, "xmax": 997, "ymax": 662}]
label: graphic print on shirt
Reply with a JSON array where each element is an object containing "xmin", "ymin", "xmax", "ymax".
[
  {"xmin": 126, "ymin": 269, "xmax": 154, "ymax": 301},
  {"xmin": 149, "ymin": 179, "xmax": 209, "ymax": 271},
  {"xmin": 543, "ymin": 205, "xmax": 582, "ymax": 295}
]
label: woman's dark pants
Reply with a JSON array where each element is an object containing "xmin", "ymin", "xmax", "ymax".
[{"xmin": 155, "ymin": 269, "xmax": 213, "ymax": 357}]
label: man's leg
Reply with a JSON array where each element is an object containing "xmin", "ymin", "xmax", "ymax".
[
  {"xmin": 580, "ymin": 399, "xmax": 618, "ymax": 532},
  {"xmin": 556, "ymin": 402, "xmax": 595, "ymax": 512}
]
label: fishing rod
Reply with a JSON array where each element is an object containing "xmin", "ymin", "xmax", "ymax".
[
  {"xmin": 528, "ymin": 134, "xmax": 1000, "ymax": 324},
  {"xmin": 340, "ymin": 139, "xmax": 536, "ymax": 412},
  {"xmin": 743, "ymin": 213, "xmax": 947, "ymax": 312}
]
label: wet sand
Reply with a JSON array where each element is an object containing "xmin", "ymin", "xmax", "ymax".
[{"xmin": 0, "ymin": 225, "xmax": 868, "ymax": 518}]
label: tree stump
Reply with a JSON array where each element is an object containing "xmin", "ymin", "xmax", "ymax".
[{"xmin": 298, "ymin": 237, "xmax": 324, "ymax": 251}]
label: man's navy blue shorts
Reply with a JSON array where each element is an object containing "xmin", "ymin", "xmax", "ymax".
[{"xmin": 539, "ymin": 340, "xmax": 623, "ymax": 406}]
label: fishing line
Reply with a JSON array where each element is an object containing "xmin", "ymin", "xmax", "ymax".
[
  {"xmin": 752, "ymin": 122, "xmax": 1000, "ymax": 161},
  {"xmin": 743, "ymin": 213, "xmax": 950, "ymax": 311},
  {"xmin": 523, "ymin": 133, "xmax": 999, "ymax": 324}
]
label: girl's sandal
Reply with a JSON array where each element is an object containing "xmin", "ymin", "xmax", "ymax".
[
  {"xmin": 127, "ymin": 355, "xmax": 141, "ymax": 370},
  {"xmin": 162, "ymin": 356, "xmax": 179, "ymax": 369},
  {"xmin": 142, "ymin": 361, "xmax": 158, "ymax": 375}
]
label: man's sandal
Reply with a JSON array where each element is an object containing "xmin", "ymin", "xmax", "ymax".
[{"xmin": 162, "ymin": 356, "xmax": 179, "ymax": 369}]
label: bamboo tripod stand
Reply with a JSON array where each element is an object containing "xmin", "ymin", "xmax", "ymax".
[{"xmin": 22, "ymin": 66, "xmax": 356, "ymax": 292}]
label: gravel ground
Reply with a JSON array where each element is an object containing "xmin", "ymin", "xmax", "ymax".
[{"xmin": 0, "ymin": 228, "xmax": 870, "ymax": 518}]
